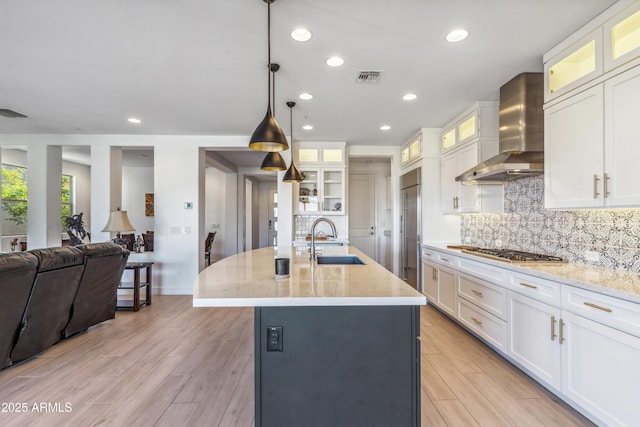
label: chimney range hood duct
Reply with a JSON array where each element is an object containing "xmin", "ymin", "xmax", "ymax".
[{"xmin": 456, "ymin": 72, "xmax": 544, "ymax": 183}]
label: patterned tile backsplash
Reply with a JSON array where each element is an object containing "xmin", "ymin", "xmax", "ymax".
[{"xmin": 461, "ymin": 175, "xmax": 640, "ymax": 272}]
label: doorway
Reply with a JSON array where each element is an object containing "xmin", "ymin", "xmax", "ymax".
[{"xmin": 348, "ymin": 158, "xmax": 392, "ymax": 268}]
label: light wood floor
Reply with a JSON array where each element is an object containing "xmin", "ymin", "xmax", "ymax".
[{"xmin": 0, "ymin": 296, "xmax": 593, "ymax": 426}]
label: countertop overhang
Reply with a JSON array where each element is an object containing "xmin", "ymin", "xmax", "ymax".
[{"xmin": 193, "ymin": 246, "xmax": 426, "ymax": 307}]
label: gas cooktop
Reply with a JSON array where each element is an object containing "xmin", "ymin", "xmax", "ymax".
[{"xmin": 460, "ymin": 247, "xmax": 567, "ymax": 264}]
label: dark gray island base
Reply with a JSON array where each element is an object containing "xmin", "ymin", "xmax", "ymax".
[{"xmin": 254, "ymin": 305, "xmax": 421, "ymax": 427}]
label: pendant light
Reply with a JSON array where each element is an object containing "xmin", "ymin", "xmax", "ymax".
[
  {"xmin": 249, "ymin": 0, "xmax": 288, "ymax": 152},
  {"xmin": 260, "ymin": 64, "xmax": 287, "ymax": 171},
  {"xmin": 283, "ymin": 101, "xmax": 304, "ymax": 183}
]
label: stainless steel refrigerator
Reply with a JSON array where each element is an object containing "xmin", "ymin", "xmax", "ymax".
[{"xmin": 400, "ymin": 168, "xmax": 420, "ymax": 290}]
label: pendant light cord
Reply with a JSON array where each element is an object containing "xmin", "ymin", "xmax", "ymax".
[{"xmin": 267, "ymin": 0, "xmax": 272, "ymax": 113}]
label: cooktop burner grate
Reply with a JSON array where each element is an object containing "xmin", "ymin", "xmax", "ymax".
[{"xmin": 461, "ymin": 247, "xmax": 566, "ymax": 264}]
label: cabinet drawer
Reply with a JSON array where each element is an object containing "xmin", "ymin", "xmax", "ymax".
[
  {"xmin": 437, "ymin": 253, "xmax": 458, "ymax": 267},
  {"xmin": 458, "ymin": 273, "xmax": 507, "ymax": 320},
  {"xmin": 562, "ymin": 285, "xmax": 640, "ymax": 338},
  {"xmin": 458, "ymin": 257, "xmax": 507, "ymax": 286},
  {"xmin": 508, "ymin": 272, "xmax": 561, "ymax": 307},
  {"xmin": 422, "ymin": 248, "xmax": 438, "ymax": 259},
  {"xmin": 457, "ymin": 298, "xmax": 507, "ymax": 352}
]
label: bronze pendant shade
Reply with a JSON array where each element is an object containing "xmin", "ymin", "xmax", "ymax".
[
  {"xmin": 260, "ymin": 151, "xmax": 287, "ymax": 171},
  {"xmin": 282, "ymin": 101, "xmax": 304, "ymax": 182},
  {"xmin": 249, "ymin": 0, "xmax": 288, "ymax": 152}
]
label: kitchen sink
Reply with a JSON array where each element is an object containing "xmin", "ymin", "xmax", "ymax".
[{"xmin": 316, "ymin": 255, "xmax": 366, "ymax": 265}]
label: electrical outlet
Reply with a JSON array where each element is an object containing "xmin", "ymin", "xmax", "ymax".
[
  {"xmin": 495, "ymin": 239, "xmax": 503, "ymax": 248},
  {"xmin": 267, "ymin": 326, "xmax": 283, "ymax": 352},
  {"xmin": 464, "ymin": 236, "xmax": 471, "ymax": 243},
  {"xmin": 585, "ymin": 250, "xmax": 600, "ymax": 262}
]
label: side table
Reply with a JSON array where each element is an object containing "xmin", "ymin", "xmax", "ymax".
[{"xmin": 117, "ymin": 262, "xmax": 153, "ymax": 311}]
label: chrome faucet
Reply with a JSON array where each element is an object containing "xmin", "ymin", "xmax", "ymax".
[{"xmin": 310, "ymin": 217, "xmax": 337, "ymax": 261}]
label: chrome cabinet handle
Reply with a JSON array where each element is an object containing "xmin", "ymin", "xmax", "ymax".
[
  {"xmin": 584, "ymin": 301, "xmax": 612, "ymax": 313},
  {"xmin": 604, "ymin": 173, "xmax": 610, "ymax": 198},
  {"xmin": 559, "ymin": 319, "xmax": 566, "ymax": 344},
  {"xmin": 594, "ymin": 174, "xmax": 600, "ymax": 199},
  {"xmin": 551, "ymin": 316, "xmax": 557, "ymax": 341}
]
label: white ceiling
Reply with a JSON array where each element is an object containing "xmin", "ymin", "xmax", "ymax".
[{"xmin": 0, "ymin": 0, "xmax": 617, "ymax": 149}]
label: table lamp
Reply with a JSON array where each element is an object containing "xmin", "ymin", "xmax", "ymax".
[{"xmin": 101, "ymin": 207, "xmax": 136, "ymax": 246}]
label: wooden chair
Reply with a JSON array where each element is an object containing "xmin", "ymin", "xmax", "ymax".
[{"xmin": 204, "ymin": 232, "xmax": 216, "ymax": 266}]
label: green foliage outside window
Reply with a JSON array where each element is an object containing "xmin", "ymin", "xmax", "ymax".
[{"xmin": 1, "ymin": 164, "xmax": 74, "ymax": 235}]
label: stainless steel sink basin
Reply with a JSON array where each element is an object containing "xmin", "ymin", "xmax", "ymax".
[{"xmin": 316, "ymin": 255, "xmax": 366, "ymax": 265}]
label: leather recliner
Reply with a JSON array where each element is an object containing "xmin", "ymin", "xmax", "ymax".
[
  {"xmin": 64, "ymin": 243, "xmax": 129, "ymax": 337},
  {"xmin": 10, "ymin": 247, "xmax": 85, "ymax": 363},
  {"xmin": 0, "ymin": 252, "xmax": 39, "ymax": 369}
]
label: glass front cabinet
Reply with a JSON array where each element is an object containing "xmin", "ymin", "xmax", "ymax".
[{"xmin": 296, "ymin": 168, "xmax": 345, "ymax": 215}]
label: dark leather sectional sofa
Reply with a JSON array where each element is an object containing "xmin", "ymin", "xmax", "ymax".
[{"xmin": 0, "ymin": 242, "xmax": 129, "ymax": 370}]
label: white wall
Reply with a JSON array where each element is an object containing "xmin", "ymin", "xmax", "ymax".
[
  {"xmin": 122, "ymin": 164, "xmax": 154, "ymax": 234},
  {"xmin": 204, "ymin": 166, "xmax": 236, "ymax": 263}
]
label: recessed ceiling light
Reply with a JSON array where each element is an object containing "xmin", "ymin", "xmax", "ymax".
[
  {"xmin": 302, "ymin": 124, "xmax": 313, "ymax": 130},
  {"xmin": 403, "ymin": 93, "xmax": 417, "ymax": 101},
  {"xmin": 380, "ymin": 125, "xmax": 391, "ymax": 131},
  {"xmin": 446, "ymin": 29, "xmax": 468, "ymax": 43},
  {"xmin": 326, "ymin": 56, "xmax": 344, "ymax": 67},
  {"xmin": 299, "ymin": 92, "xmax": 313, "ymax": 100},
  {"xmin": 128, "ymin": 117, "xmax": 142, "ymax": 124},
  {"xmin": 291, "ymin": 27, "xmax": 312, "ymax": 42}
]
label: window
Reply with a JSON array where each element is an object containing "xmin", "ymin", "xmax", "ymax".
[
  {"xmin": 1, "ymin": 164, "xmax": 75, "ymax": 236},
  {"xmin": 1, "ymin": 164, "xmax": 28, "ymax": 235}
]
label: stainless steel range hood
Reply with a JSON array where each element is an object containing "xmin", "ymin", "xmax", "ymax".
[{"xmin": 456, "ymin": 72, "xmax": 544, "ymax": 183}]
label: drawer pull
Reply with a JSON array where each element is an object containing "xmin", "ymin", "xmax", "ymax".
[
  {"xmin": 583, "ymin": 302, "xmax": 612, "ymax": 313},
  {"xmin": 559, "ymin": 319, "xmax": 566, "ymax": 344},
  {"xmin": 471, "ymin": 317, "xmax": 482, "ymax": 325},
  {"xmin": 441, "ymin": 258, "xmax": 449, "ymax": 262},
  {"xmin": 551, "ymin": 316, "xmax": 557, "ymax": 341},
  {"xmin": 519, "ymin": 282, "xmax": 538, "ymax": 289},
  {"xmin": 471, "ymin": 289, "xmax": 483, "ymax": 296},
  {"xmin": 593, "ymin": 174, "xmax": 600, "ymax": 199}
]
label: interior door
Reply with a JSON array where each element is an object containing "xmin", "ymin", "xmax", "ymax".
[{"xmin": 348, "ymin": 173, "xmax": 376, "ymax": 260}]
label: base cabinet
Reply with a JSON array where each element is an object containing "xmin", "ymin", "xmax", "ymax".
[
  {"xmin": 562, "ymin": 311, "xmax": 640, "ymax": 427},
  {"xmin": 255, "ymin": 305, "xmax": 421, "ymax": 427},
  {"xmin": 507, "ymin": 291, "xmax": 562, "ymax": 390}
]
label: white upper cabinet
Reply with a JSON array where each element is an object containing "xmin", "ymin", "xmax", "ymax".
[
  {"xmin": 544, "ymin": 29, "xmax": 603, "ymax": 102},
  {"xmin": 440, "ymin": 102, "xmax": 498, "ymax": 155},
  {"xmin": 544, "ymin": 85, "xmax": 604, "ymax": 209},
  {"xmin": 295, "ymin": 141, "xmax": 346, "ymax": 166},
  {"xmin": 401, "ymin": 133, "xmax": 422, "ymax": 168},
  {"xmin": 544, "ymin": 0, "xmax": 640, "ymax": 103},
  {"xmin": 544, "ymin": 0, "xmax": 640, "ymax": 209},
  {"xmin": 604, "ymin": 2, "xmax": 640, "ymax": 72}
]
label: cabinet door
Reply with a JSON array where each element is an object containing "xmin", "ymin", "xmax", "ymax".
[
  {"xmin": 296, "ymin": 169, "xmax": 319, "ymax": 213},
  {"xmin": 321, "ymin": 168, "xmax": 344, "ymax": 214},
  {"xmin": 562, "ymin": 311, "xmax": 640, "ymax": 427},
  {"xmin": 544, "ymin": 28, "xmax": 602, "ymax": 102},
  {"xmin": 441, "ymin": 152, "xmax": 458, "ymax": 213},
  {"xmin": 421, "ymin": 259, "xmax": 438, "ymax": 303},
  {"xmin": 544, "ymin": 85, "xmax": 604, "ymax": 209},
  {"xmin": 507, "ymin": 292, "xmax": 562, "ymax": 390},
  {"xmin": 604, "ymin": 4, "xmax": 640, "ymax": 72},
  {"xmin": 457, "ymin": 143, "xmax": 479, "ymax": 212},
  {"xmin": 437, "ymin": 265, "xmax": 457, "ymax": 316},
  {"xmin": 604, "ymin": 64, "xmax": 640, "ymax": 206}
]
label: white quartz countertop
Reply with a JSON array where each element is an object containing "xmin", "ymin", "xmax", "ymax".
[
  {"xmin": 193, "ymin": 246, "xmax": 426, "ymax": 307},
  {"xmin": 424, "ymin": 243, "xmax": 640, "ymax": 304}
]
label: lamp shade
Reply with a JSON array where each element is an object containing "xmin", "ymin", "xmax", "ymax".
[
  {"xmin": 249, "ymin": 107, "xmax": 289, "ymax": 152},
  {"xmin": 260, "ymin": 151, "xmax": 287, "ymax": 171},
  {"xmin": 101, "ymin": 209, "xmax": 136, "ymax": 233},
  {"xmin": 283, "ymin": 162, "xmax": 304, "ymax": 182}
]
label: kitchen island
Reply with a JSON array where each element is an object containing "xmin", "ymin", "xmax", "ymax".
[{"xmin": 194, "ymin": 246, "xmax": 426, "ymax": 427}]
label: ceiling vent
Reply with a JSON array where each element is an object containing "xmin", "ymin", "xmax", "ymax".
[
  {"xmin": 0, "ymin": 109, "xmax": 28, "ymax": 118},
  {"xmin": 356, "ymin": 70, "xmax": 382, "ymax": 83}
]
